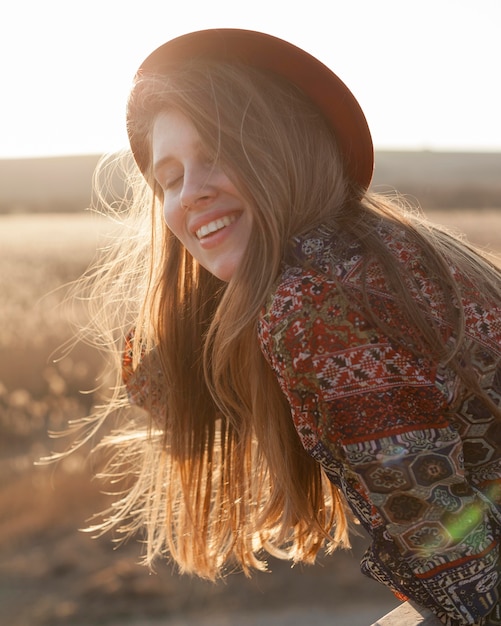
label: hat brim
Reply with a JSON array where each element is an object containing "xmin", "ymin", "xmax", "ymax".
[{"xmin": 129, "ymin": 28, "xmax": 374, "ymax": 191}]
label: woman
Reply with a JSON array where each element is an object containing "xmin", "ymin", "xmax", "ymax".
[{"xmin": 80, "ymin": 29, "xmax": 500, "ymax": 625}]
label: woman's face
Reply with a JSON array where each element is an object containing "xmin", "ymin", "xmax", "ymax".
[{"xmin": 151, "ymin": 109, "xmax": 253, "ymax": 282}]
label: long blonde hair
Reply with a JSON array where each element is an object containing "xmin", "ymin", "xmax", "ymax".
[{"xmin": 72, "ymin": 61, "xmax": 501, "ymax": 580}]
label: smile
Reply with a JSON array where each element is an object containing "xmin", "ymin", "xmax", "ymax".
[{"xmin": 196, "ymin": 215, "xmax": 237, "ymax": 240}]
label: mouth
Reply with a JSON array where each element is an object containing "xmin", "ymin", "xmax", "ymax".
[{"xmin": 195, "ymin": 215, "xmax": 238, "ymax": 240}]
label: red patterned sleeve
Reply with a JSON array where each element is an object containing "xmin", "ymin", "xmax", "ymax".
[
  {"xmin": 122, "ymin": 329, "xmax": 164, "ymax": 425},
  {"xmin": 258, "ymin": 270, "xmax": 500, "ymax": 624}
]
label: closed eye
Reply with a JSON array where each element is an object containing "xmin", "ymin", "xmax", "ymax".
[
  {"xmin": 153, "ymin": 155, "xmax": 183, "ymax": 191},
  {"xmin": 155, "ymin": 165, "xmax": 184, "ymax": 191},
  {"xmin": 163, "ymin": 174, "xmax": 183, "ymax": 191}
]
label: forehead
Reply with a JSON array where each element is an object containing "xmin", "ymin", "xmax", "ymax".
[{"xmin": 151, "ymin": 109, "xmax": 202, "ymax": 165}]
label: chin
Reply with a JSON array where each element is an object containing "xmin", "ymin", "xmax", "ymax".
[{"xmin": 210, "ymin": 261, "xmax": 238, "ymax": 282}]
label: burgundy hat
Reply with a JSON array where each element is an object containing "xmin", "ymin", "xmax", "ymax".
[{"xmin": 128, "ymin": 28, "xmax": 374, "ymax": 190}]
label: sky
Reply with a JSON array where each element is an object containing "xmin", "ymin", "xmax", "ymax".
[{"xmin": 2, "ymin": 0, "xmax": 500, "ymax": 158}]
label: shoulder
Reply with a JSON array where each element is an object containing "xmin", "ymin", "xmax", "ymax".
[
  {"xmin": 258, "ymin": 229, "xmax": 376, "ymax": 366},
  {"xmin": 262, "ymin": 228, "xmax": 361, "ymax": 322},
  {"xmin": 259, "ymin": 223, "xmax": 398, "ymax": 338}
]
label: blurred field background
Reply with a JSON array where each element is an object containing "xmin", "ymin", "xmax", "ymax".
[{"xmin": 0, "ymin": 151, "xmax": 500, "ymax": 626}]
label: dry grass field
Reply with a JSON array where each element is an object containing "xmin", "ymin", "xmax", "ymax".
[{"xmin": 0, "ymin": 156, "xmax": 500, "ymax": 626}]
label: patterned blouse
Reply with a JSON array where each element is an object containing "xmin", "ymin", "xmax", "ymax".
[{"xmin": 257, "ymin": 225, "xmax": 501, "ymax": 626}]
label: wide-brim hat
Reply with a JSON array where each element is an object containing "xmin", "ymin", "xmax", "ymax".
[{"xmin": 127, "ymin": 28, "xmax": 374, "ymax": 190}]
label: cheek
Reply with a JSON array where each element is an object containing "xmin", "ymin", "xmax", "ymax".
[{"xmin": 162, "ymin": 199, "xmax": 183, "ymax": 237}]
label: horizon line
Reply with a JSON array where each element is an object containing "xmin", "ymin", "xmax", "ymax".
[{"xmin": 2, "ymin": 146, "xmax": 501, "ymax": 161}]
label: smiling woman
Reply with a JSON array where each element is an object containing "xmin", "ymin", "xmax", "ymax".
[{"xmin": 59, "ymin": 28, "xmax": 501, "ymax": 626}]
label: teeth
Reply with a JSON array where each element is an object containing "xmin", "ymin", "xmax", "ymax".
[{"xmin": 196, "ymin": 215, "xmax": 237, "ymax": 239}]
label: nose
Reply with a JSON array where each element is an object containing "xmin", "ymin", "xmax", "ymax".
[{"xmin": 180, "ymin": 165, "xmax": 217, "ymax": 209}]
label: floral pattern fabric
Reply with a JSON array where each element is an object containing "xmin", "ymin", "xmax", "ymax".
[{"xmin": 258, "ymin": 226, "xmax": 501, "ymax": 625}]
